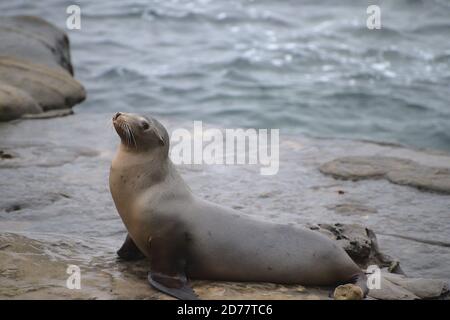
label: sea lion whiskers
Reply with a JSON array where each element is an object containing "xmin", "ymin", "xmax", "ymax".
[
  {"xmin": 125, "ymin": 122, "xmax": 137, "ymax": 149},
  {"xmin": 119, "ymin": 121, "xmax": 131, "ymax": 146}
]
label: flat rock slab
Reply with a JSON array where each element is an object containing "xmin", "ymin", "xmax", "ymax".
[
  {"xmin": 0, "ymin": 232, "xmax": 447, "ymax": 300},
  {"xmin": 369, "ymin": 272, "xmax": 449, "ymax": 300},
  {"xmin": 320, "ymin": 156, "xmax": 450, "ymax": 194},
  {"xmin": 0, "ymin": 16, "xmax": 85, "ymax": 121},
  {"xmin": 0, "ymin": 232, "xmax": 329, "ymax": 300}
]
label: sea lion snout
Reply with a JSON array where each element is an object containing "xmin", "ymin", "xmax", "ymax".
[
  {"xmin": 111, "ymin": 113, "xmax": 169, "ymax": 151},
  {"xmin": 112, "ymin": 112, "xmax": 133, "ymax": 144}
]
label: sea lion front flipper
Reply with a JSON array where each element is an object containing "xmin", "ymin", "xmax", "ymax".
[
  {"xmin": 117, "ymin": 234, "xmax": 145, "ymax": 261},
  {"xmin": 147, "ymin": 235, "xmax": 199, "ymax": 300}
]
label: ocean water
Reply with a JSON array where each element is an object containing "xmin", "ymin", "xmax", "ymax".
[{"xmin": 2, "ymin": 0, "xmax": 450, "ymax": 151}]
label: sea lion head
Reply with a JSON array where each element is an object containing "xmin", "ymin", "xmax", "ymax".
[{"xmin": 112, "ymin": 112, "xmax": 169, "ymax": 154}]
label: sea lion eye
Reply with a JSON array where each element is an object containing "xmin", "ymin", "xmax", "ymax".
[{"xmin": 142, "ymin": 122, "xmax": 149, "ymax": 130}]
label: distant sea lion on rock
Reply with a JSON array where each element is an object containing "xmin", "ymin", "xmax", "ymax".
[{"xmin": 109, "ymin": 112, "xmax": 368, "ymax": 300}]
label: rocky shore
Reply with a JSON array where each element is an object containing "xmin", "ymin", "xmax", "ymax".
[
  {"xmin": 0, "ymin": 230, "xmax": 448, "ymax": 301},
  {"xmin": 0, "ymin": 16, "xmax": 449, "ymax": 300},
  {"xmin": 1, "ymin": 113, "xmax": 449, "ymax": 299},
  {"xmin": 0, "ymin": 227, "xmax": 447, "ymax": 300}
]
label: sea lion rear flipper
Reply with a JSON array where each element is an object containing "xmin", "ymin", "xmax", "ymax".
[
  {"xmin": 148, "ymin": 271, "xmax": 199, "ymax": 300},
  {"xmin": 147, "ymin": 235, "xmax": 199, "ymax": 300},
  {"xmin": 117, "ymin": 234, "xmax": 145, "ymax": 261}
]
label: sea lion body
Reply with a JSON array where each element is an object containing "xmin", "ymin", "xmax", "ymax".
[{"xmin": 109, "ymin": 112, "xmax": 366, "ymax": 299}]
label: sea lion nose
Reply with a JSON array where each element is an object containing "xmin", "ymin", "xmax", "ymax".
[{"xmin": 113, "ymin": 112, "xmax": 122, "ymax": 120}]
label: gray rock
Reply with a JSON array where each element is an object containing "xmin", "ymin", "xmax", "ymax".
[
  {"xmin": 320, "ymin": 156, "xmax": 450, "ymax": 194},
  {"xmin": 0, "ymin": 84, "xmax": 42, "ymax": 121},
  {"xmin": 309, "ymin": 223, "xmax": 403, "ymax": 272},
  {"xmin": 369, "ymin": 274, "xmax": 420, "ymax": 300},
  {"xmin": 311, "ymin": 224, "xmax": 449, "ymax": 300},
  {"xmin": 0, "ymin": 16, "xmax": 85, "ymax": 121},
  {"xmin": 368, "ymin": 271, "xmax": 449, "ymax": 300},
  {"xmin": 0, "ymin": 16, "xmax": 73, "ymax": 74},
  {"xmin": 382, "ymin": 272, "xmax": 449, "ymax": 299}
]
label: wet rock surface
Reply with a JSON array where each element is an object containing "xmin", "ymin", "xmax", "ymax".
[
  {"xmin": 320, "ymin": 156, "xmax": 450, "ymax": 194},
  {"xmin": 0, "ymin": 232, "xmax": 447, "ymax": 300},
  {"xmin": 0, "ymin": 113, "xmax": 449, "ymax": 299},
  {"xmin": 0, "ymin": 16, "xmax": 85, "ymax": 121}
]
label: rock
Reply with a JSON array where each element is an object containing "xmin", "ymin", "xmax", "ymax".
[
  {"xmin": 333, "ymin": 284, "xmax": 364, "ymax": 300},
  {"xmin": 0, "ymin": 233, "xmax": 330, "ymax": 300},
  {"xmin": 0, "ymin": 16, "xmax": 74, "ymax": 74},
  {"xmin": 368, "ymin": 271, "xmax": 449, "ymax": 300},
  {"xmin": 369, "ymin": 274, "xmax": 420, "ymax": 300},
  {"xmin": 320, "ymin": 156, "xmax": 450, "ymax": 194},
  {"xmin": 0, "ymin": 57, "xmax": 85, "ymax": 111},
  {"xmin": 0, "ymin": 150, "xmax": 15, "ymax": 159},
  {"xmin": 309, "ymin": 223, "xmax": 402, "ymax": 272},
  {"xmin": 0, "ymin": 84, "xmax": 42, "ymax": 121},
  {"xmin": 1, "ymin": 232, "xmax": 447, "ymax": 300},
  {"xmin": 316, "ymin": 225, "xmax": 449, "ymax": 300},
  {"xmin": 0, "ymin": 16, "xmax": 85, "ymax": 121},
  {"xmin": 381, "ymin": 272, "xmax": 449, "ymax": 299}
]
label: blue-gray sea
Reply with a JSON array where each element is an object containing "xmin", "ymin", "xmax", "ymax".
[{"xmin": 2, "ymin": 0, "xmax": 450, "ymax": 151}]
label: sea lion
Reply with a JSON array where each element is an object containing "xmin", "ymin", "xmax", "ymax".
[{"xmin": 109, "ymin": 112, "xmax": 368, "ymax": 300}]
